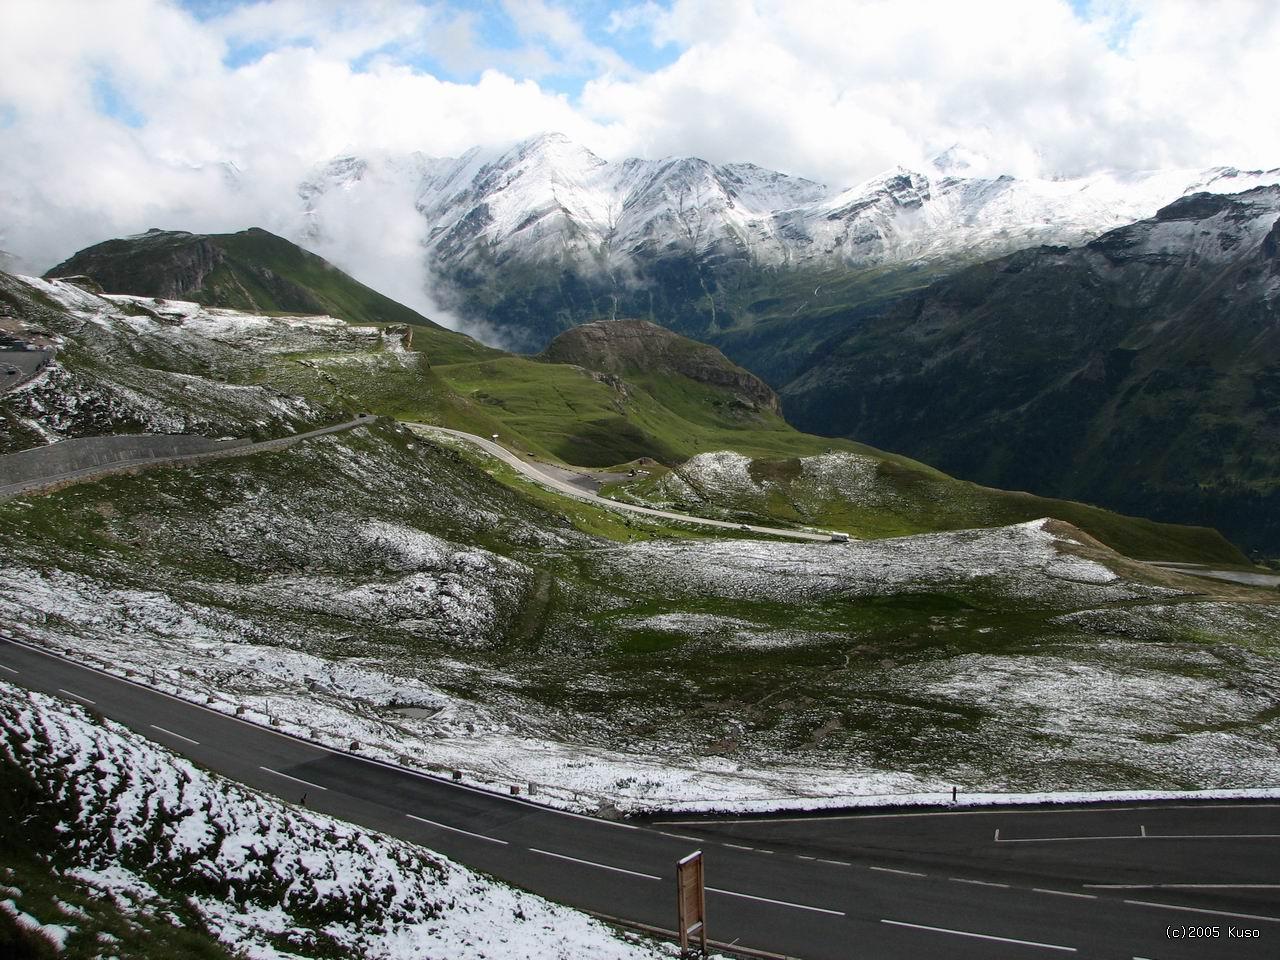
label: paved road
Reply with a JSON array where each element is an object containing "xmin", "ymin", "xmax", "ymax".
[
  {"xmin": 4, "ymin": 636, "xmax": 1277, "ymax": 960},
  {"xmin": 0, "ymin": 415, "xmax": 372, "ymax": 500},
  {"xmin": 415, "ymin": 425, "xmax": 837, "ymax": 543},
  {"xmin": 1149, "ymin": 562, "xmax": 1280, "ymax": 589},
  {"xmin": 0, "ymin": 347, "xmax": 53, "ymax": 394}
]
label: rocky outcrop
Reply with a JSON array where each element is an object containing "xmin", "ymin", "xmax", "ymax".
[{"xmin": 539, "ymin": 319, "xmax": 780, "ymax": 413}]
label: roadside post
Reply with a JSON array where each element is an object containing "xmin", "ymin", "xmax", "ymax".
[{"xmin": 676, "ymin": 850, "xmax": 707, "ymax": 957}]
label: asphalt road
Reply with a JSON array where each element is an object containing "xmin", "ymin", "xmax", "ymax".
[
  {"xmin": 414, "ymin": 425, "xmax": 837, "ymax": 543},
  {"xmin": 1148, "ymin": 562, "xmax": 1280, "ymax": 589},
  {"xmin": 4, "ymin": 635, "xmax": 1277, "ymax": 960},
  {"xmin": 0, "ymin": 347, "xmax": 52, "ymax": 394}
]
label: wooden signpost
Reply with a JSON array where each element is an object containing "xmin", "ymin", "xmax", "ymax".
[{"xmin": 676, "ymin": 850, "xmax": 707, "ymax": 957}]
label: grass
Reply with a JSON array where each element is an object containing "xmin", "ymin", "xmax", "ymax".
[
  {"xmin": 606, "ymin": 449, "xmax": 1248, "ymax": 564},
  {"xmin": 432, "ymin": 353, "xmax": 941, "ymax": 469}
]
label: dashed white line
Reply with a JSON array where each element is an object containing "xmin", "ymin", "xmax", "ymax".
[
  {"xmin": 406, "ymin": 814, "xmax": 508, "ymax": 845},
  {"xmin": 655, "ymin": 831, "xmax": 701, "ymax": 842},
  {"xmin": 149, "ymin": 724, "xmax": 199, "ymax": 746},
  {"xmin": 528, "ymin": 848, "xmax": 660, "ymax": 881},
  {"xmin": 258, "ymin": 766, "xmax": 328, "ymax": 791},
  {"xmin": 707, "ymin": 887, "xmax": 844, "ymax": 916},
  {"xmin": 881, "ymin": 919, "xmax": 1076, "ymax": 952},
  {"xmin": 870, "ymin": 866, "xmax": 927, "ymax": 877},
  {"xmin": 0, "ymin": 663, "xmax": 18, "ymax": 674},
  {"xmin": 817, "ymin": 858, "xmax": 850, "ymax": 867},
  {"xmin": 1124, "ymin": 900, "xmax": 1280, "ymax": 924},
  {"xmin": 57, "ymin": 688, "xmax": 95, "ymax": 705},
  {"xmin": 1033, "ymin": 888, "xmax": 1097, "ymax": 900},
  {"xmin": 950, "ymin": 878, "xmax": 1010, "ymax": 889},
  {"xmin": 722, "ymin": 842, "xmax": 755, "ymax": 851}
]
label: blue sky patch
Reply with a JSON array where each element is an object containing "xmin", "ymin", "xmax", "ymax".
[{"xmin": 92, "ymin": 71, "xmax": 147, "ymax": 128}]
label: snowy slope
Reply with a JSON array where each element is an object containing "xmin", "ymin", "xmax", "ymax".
[
  {"xmin": 0, "ymin": 682, "xmax": 679, "ymax": 960},
  {"xmin": 296, "ymin": 133, "xmax": 1280, "ymax": 273}
]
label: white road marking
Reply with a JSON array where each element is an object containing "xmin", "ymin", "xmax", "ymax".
[
  {"xmin": 1033, "ymin": 888, "xmax": 1097, "ymax": 899},
  {"xmin": 1001, "ymin": 831, "xmax": 1280, "ymax": 843},
  {"xmin": 57, "ymin": 688, "xmax": 95, "ymax": 704},
  {"xmin": 870, "ymin": 866, "xmax": 926, "ymax": 877},
  {"xmin": 0, "ymin": 663, "xmax": 18, "ymax": 674},
  {"xmin": 1123, "ymin": 900, "xmax": 1280, "ymax": 924},
  {"xmin": 1090, "ymin": 883, "xmax": 1280, "ymax": 890},
  {"xmin": 258, "ymin": 766, "xmax": 328, "ymax": 791},
  {"xmin": 797, "ymin": 855, "xmax": 816, "ymax": 861},
  {"xmin": 722, "ymin": 842, "xmax": 755, "ymax": 850},
  {"xmin": 406, "ymin": 814, "xmax": 508, "ymax": 845},
  {"xmin": 951, "ymin": 878, "xmax": 1009, "ymax": 888},
  {"xmin": 529, "ymin": 848, "xmax": 660, "ymax": 881},
  {"xmin": 817, "ymin": 858, "xmax": 850, "ymax": 866},
  {"xmin": 881, "ymin": 919, "xmax": 1076, "ymax": 952},
  {"xmin": 149, "ymin": 724, "xmax": 199, "ymax": 746},
  {"xmin": 707, "ymin": 886, "xmax": 844, "ymax": 916},
  {"xmin": 655, "ymin": 831, "xmax": 701, "ymax": 842},
  {"xmin": 1140, "ymin": 824, "xmax": 1147, "ymax": 837}
]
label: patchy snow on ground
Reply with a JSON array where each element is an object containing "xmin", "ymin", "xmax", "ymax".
[
  {"xmin": 0, "ymin": 681, "xmax": 682, "ymax": 960},
  {"xmin": 908, "ymin": 642, "xmax": 1280, "ymax": 787},
  {"xmin": 636, "ymin": 449, "xmax": 900, "ymax": 517},
  {"xmin": 796, "ymin": 451, "xmax": 890, "ymax": 507},
  {"xmin": 594, "ymin": 519, "xmax": 1135, "ymax": 605}
]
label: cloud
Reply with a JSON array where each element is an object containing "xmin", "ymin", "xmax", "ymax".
[{"xmin": 1, "ymin": 0, "xmax": 1277, "ymax": 330}]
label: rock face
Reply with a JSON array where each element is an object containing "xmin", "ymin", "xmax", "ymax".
[
  {"xmin": 781, "ymin": 185, "xmax": 1280, "ymax": 554},
  {"xmin": 539, "ymin": 319, "xmax": 780, "ymax": 413}
]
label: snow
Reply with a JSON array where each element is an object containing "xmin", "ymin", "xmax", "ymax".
[
  {"xmin": 592, "ymin": 519, "xmax": 1134, "ymax": 605},
  {"xmin": 297, "ymin": 133, "xmax": 1280, "ymax": 275},
  {"xmin": 3, "ymin": 276, "xmax": 342, "ymax": 444},
  {"xmin": 0, "ymin": 682, "xmax": 683, "ymax": 959},
  {"xmin": 1, "ymin": 898, "xmax": 72, "ymax": 950}
]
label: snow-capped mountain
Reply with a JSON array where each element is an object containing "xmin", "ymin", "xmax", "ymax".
[{"xmin": 297, "ymin": 131, "xmax": 1280, "ymax": 273}]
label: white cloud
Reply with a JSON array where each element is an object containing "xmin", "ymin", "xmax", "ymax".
[{"xmin": 1, "ymin": 0, "xmax": 1277, "ymax": 324}]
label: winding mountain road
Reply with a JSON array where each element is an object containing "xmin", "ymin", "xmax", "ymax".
[
  {"xmin": 414, "ymin": 425, "xmax": 837, "ymax": 543},
  {"xmin": 3, "ymin": 635, "xmax": 1277, "ymax": 960}
]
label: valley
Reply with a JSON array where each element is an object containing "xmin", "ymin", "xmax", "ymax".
[{"xmin": 3, "ymin": 265, "xmax": 1277, "ymax": 820}]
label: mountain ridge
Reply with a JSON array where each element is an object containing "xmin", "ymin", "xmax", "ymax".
[{"xmin": 780, "ymin": 184, "xmax": 1280, "ymax": 554}]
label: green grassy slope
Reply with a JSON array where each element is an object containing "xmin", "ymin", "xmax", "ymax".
[
  {"xmin": 608, "ymin": 451, "xmax": 1246, "ymax": 563},
  {"xmin": 44, "ymin": 228, "xmax": 500, "ymax": 366}
]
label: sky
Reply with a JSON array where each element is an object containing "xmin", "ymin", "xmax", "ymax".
[{"xmin": 2, "ymin": 0, "xmax": 1278, "ymax": 297}]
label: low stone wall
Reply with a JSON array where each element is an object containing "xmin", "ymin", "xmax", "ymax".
[
  {"xmin": 0, "ymin": 419, "xmax": 367, "ymax": 501},
  {"xmin": 0, "ymin": 434, "xmax": 251, "ymax": 488}
]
